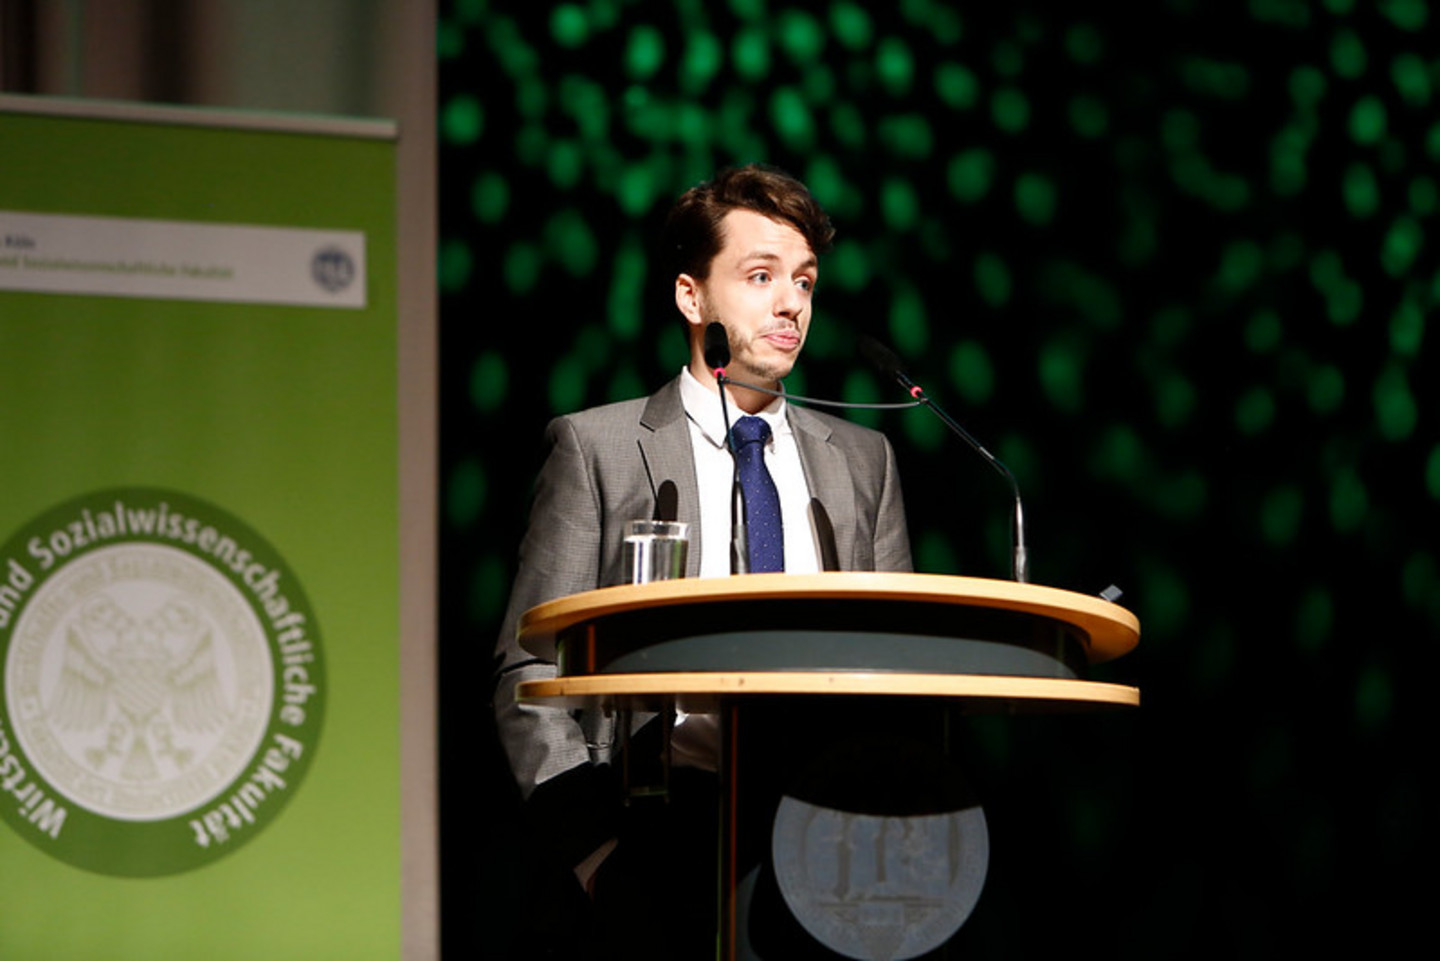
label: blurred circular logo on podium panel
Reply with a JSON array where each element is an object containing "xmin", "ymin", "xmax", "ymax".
[{"xmin": 0, "ymin": 488, "xmax": 324, "ymax": 876}]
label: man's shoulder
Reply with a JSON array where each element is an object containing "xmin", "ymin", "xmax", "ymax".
[
  {"xmin": 789, "ymin": 403, "xmax": 894, "ymax": 451},
  {"xmin": 551, "ymin": 378, "xmax": 682, "ymax": 434}
]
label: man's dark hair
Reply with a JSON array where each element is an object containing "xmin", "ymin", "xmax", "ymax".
[{"xmin": 662, "ymin": 164, "xmax": 835, "ymax": 282}]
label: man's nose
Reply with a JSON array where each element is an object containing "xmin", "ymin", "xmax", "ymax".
[{"xmin": 774, "ymin": 282, "xmax": 803, "ymax": 317}]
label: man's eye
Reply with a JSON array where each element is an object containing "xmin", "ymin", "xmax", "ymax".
[
  {"xmin": 797, "ymin": 277, "xmax": 814, "ymax": 292},
  {"xmin": 750, "ymin": 271, "xmax": 771, "ymax": 284}
]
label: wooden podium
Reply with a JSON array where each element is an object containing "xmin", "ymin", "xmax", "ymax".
[{"xmin": 518, "ymin": 572, "xmax": 1139, "ymax": 958}]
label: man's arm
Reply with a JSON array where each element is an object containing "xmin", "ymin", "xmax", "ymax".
[
  {"xmin": 492, "ymin": 415, "xmax": 623, "ymax": 868},
  {"xmin": 874, "ymin": 434, "xmax": 914, "ymax": 573}
]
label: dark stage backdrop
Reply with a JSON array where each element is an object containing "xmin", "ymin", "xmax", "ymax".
[{"xmin": 438, "ymin": 2, "xmax": 1433, "ymax": 955}]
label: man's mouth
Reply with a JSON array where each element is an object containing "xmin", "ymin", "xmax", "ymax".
[{"xmin": 761, "ymin": 329, "xmax": 801, "ymax": 350}]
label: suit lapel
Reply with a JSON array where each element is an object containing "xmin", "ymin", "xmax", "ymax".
[
  {"xmin": 789, "ymin": 405, "xmax": 856, "ymax": 570},
  {"xmin": 637, "ymin": 379, "xmax": 703, "ymax": 577}
]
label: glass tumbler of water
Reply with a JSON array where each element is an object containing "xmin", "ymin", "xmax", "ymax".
[{"xmin": 622, "ymin": 519, "xmax": 689, "ymax": 584}]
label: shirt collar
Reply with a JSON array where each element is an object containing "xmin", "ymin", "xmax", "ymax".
[{"xmin": 679, "ymin": 366, "xmax": 789, "ymax": 450}]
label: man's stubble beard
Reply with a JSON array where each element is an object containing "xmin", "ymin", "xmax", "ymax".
[{"xmin": 700, "ymin": 302, "xmax": 800, "ymax": 387}]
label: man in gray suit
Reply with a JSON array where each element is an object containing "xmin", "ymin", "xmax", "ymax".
[{"xmin": 492, "ymin": 165, "xmax": 912, "ymax": 952}]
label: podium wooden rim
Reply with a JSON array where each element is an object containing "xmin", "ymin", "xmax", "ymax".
[
  {"xmin": 520, "ymin": 571, "xmax": 1140, "ymax": 664},
  {"xmin": 518, "ymin": 671, "xmax": 1140, "ymax": 710}
]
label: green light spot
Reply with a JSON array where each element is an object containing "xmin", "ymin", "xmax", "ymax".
[
  {"xmin": 934, "ymin": 62, "xmax": 978, "ymax": 110},
  {"xmin": 1014, "ymin": 173, "xmax": 1057, "ymax": 226},
  {"xmin": 607, "ymin": 365, "xmax": 645, "ymax": 404},
  {"xmin": 830, "ymin": 2, "xmax": 873, "ymax": 51},
  {"xmin": 1039, "ymin": 339, "xmax": 1086, "ymax": 415},
  {"xmin": 1252, "ymin": 0, "xmax": 1311, "ymax": 27},
  {"xmin": 1245, "ymin": 310, "xmax": 1282, "ymax": 353},
  {"xmin": 549, "ymin": 5, "xmax": 588, "ymax": 48},
  {"xmin": 1354, "ymin": 665, "xmax": 1392, "ymax": 733},
  {"xmin": 1373, "ymin": 364, "xmax": 1418, "ymax": 440},
  {"xmin": 1289, "ymin": 65, "xmax": 1326, "ymax": 107},
  {"xmin": 470, "ymin": 172, "xmax": 509, "ymax": 224},
  {"xmin": 625, "ymin": 25, "xmax": 665, "ymax": 80},
  {"xmin": 830, "ymin": 102, "xmax": 867, "ymax": 148},
  {"xmin": 1427, "ymin": 448, "xmax": 1440, "ymax": 499},
  {"xmin": 504, "ymin": 243, "xmax": 541, "ymax": 294},
  {"xmin": 1330, "ymin": 28, "xmax": 1366, "ymax": 78},
  {"xmin": 778, "ymin": 9, "xmax": 825, "ymax": 61},
  {"xmin": 1403, "ymin": 552, "xmax": 1440, "ymax": 628},
  {"xmin": 947, "ymin": 149, "xmax": 995, "ymax": 203},
  {"xmin": 681, "ymin": 32, "xmax": 722, "ymax": 93},
  {"xmin": 547, "ymin": 140, "xmax": 583, "ymax": 189},
  {"xmin": 973, "ymin": 252, "xmax": 1011, "ymax": 308},
  {"xmin": 438, "ymin": 238, "xmax": 472, "ymax": 294},
  {"xmin": 1380, "ymin": 215, "xmax": 1423, "ymax": 277},
  {"xmin": 992, "ymin": 41, "xmax": 1022, "ymax": 78},
  {"xmin": 1391, "ymin": 296, "xmax": 1424, "ymax": 356},
  {"xmin": 515, "ymin": 123, "xmax": 547, "ymax": 166},
  {"xmin": 1155, "ymin": 375, "xmax": 1196, "ymax": 428},
  {"xmin": 949, "ymin": 340, "xmax": 995, "ymax": 405},
  {"xmin": 802, "ymin": 63, "xmax": 836, "ymax": 103},
  {"xmin": 468, "ymin": 554, "xmax": 508, "ymax": 625},
  {"xmin": 1181, "ymin": 57, "xmax": 1249, "ymax": 99},
  {"xmin": 991, "ymin": 87, "xmax": 1029, "ymax": 133},
  {"xmin": 469, "ymin": 352, "xmax": 509, "ymax": 413},
  {"xmin": 1069, "ymin": 95, "xmax": 1107, "ymax": 138},
  {"xmin": 1090, "ymin": 426, "xmax": 1143, "ymax": 482},
  {"xmin": 902, "ymin": 403, "xmax": 946, "ymax": 451},
  {"xmin": 1313, "ymin": 247, "xmax": 1346, "ymax": 289},
  {"xmin": 1155, "ymin": 471, "xmax": 1207, "ymax": 519},
  {"xmin": 770, "ymin": 87, "xmax": 815, "ymax": 147},
  {"xmin": 804, "ymin": 155, "xmax": 845, "ymax": 212},
  {"xmin": 1379, "ymin": 0, "xmax": 1428, "ymax": 31},
  {"xmin": 1215, "ymin": 239, "xmax": 1263, "ymax": 293},
  {"xmin": 549, "ymin": 353, "xmax": 588, "ymax": 414},
  {"xmin": 1161, "ymin": 109, "xmax": 1199, "ymax": 151},
  {"xmin": 437, "ymin": 22, "xmax": 464, "ymax": 61},
  {"xmin": 1307, "ymin": 365, "xmax": 1345, "ymax": 413},
  {"xmin": 915, "ymin": 530, "xmax": 960, "ymax": 575},
  {"xmin": 1294, "ymin": 588, "xmax": 1333, "ymax": 654},
  {"xmin": 1235, "ymin": 386, "xmax": 1275, "ymax": 435},
  {"xmin": 1342, "ymin": 163, "xmax": 1379, "ymax": 218},
  {"xmin": 841, "ymin": 370, "xmax": 882, "ymax": 429},
  {"xmin": 1349, "ymin": 96, "xmax": 1387, "ymax": 144},
  {"xmin": 545, "ymin": 210, "xmax": 598, "ymax": 277},
  {"xmin": 876, "ymin": 36, "xmax": 914, "ymax": 95},
  {"xmin": 877, "ymin": 114, "xmax": 933, "ymax": 160},
  {"xmin": 441, "ymin": 94, "xmax": 484, "ymax": 145},
  {"xmin": 1261, "ymin": 485, "xmax": 1304, "ymax": 546},
  {"xmin": 1270, "ymin": 124, "xmax": 1310, "ymax": 195},
  {"xmin": 607, "ymin": 239, "xmax": 646, "ymax": 340},
  {"xmin": 446, "ymin": 458, "xmax": 486, "ymax": 529},
  {"xmin": 1410, "ymin": 176, "xmax": 1438, "ymax": 215},
  {"xmin": 453, "ymin": 0, "xmax": 485, "ymax": 25},
  {"xmin": 1151, "ymin": 306, "xmax": 1190, "ymax": 347},
  {"xmin": 515, "ymin": 77, "xmax": 547, "ymax": 119},
  {"xmin": 880, "ymin": 178, "xmax": 920, "ymax": 230},
  {"xmin": 1391, "ymin": 53, "xmax": 1430, "ymax": 106},
  {"xmin": 732, "ymin": 27, "xmax": 769, "ymax": 80},
  {"xmin": 1329, "ymin": 467, "xmax": 1368, "ymax": 531},
  {"xmin": 1138, "ymin": 563, "xmax": 1188, "ymax": 639},
  {"xmin": 1065, "ymin": 23, "xmax": 1102, "ymax": 64},
  {"xmin": 888, "ymin": 285, "xmax": 928, "ymax": 355},
  {"xmin": 826, "ymin": 239, "xmax": 871, "ymax": 293}
]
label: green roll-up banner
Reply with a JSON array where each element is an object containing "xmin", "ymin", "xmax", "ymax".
[{"xmin": 0, "ymin": 99, "xmax": 400, "ymax": 958}]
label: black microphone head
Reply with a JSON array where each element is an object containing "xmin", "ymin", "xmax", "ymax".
[
  {"xmin": 859, "ymin": 335, "xmax": 903, "ymax": 378},
  {"xmin": 703, "ymin": 322, "xmax": 731, "ymax": 370},
  {"xmin": 653, "ymin": 479, "xmax": 679, "ymax": 523}
]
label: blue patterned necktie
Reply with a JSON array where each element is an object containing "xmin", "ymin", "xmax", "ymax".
[{"xmin": 731, "ymin": 415, "xmax": 784, "ymax": 572}]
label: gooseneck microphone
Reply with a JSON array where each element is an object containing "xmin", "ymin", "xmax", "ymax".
[
  {"xmin": 860, "ymin": 336, "xmax": 1030, "ymax": 583},
  {"xmin": 704, "ymin": 322, "xmax": 750, "ymax": 574}
]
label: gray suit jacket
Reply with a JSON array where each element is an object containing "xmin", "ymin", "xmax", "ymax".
[{"xmin": 492, "ymin": 378, "xmax": 911, "ymax": 854}]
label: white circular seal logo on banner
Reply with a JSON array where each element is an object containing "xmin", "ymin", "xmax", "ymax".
[{"xmin": 0, "ymin": 489, "xmax": 324, "ymax": 876}]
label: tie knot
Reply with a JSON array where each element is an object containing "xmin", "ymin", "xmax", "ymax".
[{"xmin": 731, "ymin": 415, "xmax": 771, "ymax": 448}]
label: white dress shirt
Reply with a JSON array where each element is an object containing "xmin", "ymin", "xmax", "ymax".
[{"xmin": 678, "ymin": 367, "xmax": 821, "ymax": 578}]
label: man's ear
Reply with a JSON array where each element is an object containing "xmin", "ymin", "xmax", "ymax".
[{"xmin": 675, "ymin": 273, "xmax": 704, "ymax": 329}]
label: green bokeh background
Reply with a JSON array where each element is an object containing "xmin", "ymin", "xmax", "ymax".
[{"xmin": 441, "ymin": 2, "xmax": 1433, "ymax": 954}]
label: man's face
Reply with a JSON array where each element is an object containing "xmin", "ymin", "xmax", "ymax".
[{"xmin": 681, "ymin": 209, "xmax": 818, "ymax": 387}]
